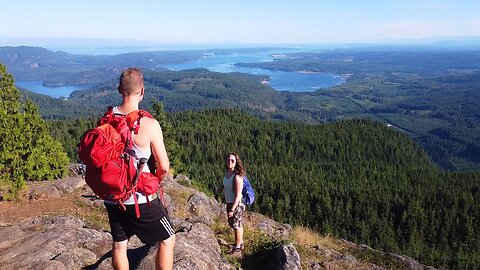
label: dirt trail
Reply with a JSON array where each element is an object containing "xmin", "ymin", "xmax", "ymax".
[
  {"xmin": 0, "ymin": 195, "xmax": 77, "ymax": 225},
  {"xmin": 0, "ymin": 177, "xmax": 100, "ymax": 226}
]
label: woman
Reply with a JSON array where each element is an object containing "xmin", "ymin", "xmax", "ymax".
[{"xmin": 221, "ymin": 152, "xmax": 245, "ymax": 255}]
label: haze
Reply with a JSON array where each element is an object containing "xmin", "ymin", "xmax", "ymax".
[{"xmin": 1, "ymin": 0, "xmax": 480, "ymax": 46}]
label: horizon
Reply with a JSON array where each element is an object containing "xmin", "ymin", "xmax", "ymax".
[
  {"xmin": 2, "ymin": 35, "xmax": 480, "ymax": 55},
  {"xmin": 1, "ymin": 0, "xmax": 480, "ymax": 46}
]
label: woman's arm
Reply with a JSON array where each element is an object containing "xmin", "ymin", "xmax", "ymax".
[{"xmin": 230, "ymin": 174, "xmax": 244, "ymax": 212}]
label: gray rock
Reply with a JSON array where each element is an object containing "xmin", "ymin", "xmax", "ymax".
[
  {"xmin": 0, "ymin": 215, "xmax": 111, "ymax": 270},
  {"xmin": 93, "ymin": 236, "xmax": 156, "ymax": 270},
  {"xmin": 54, "ymin": 176, "xmax": 86, "ymax": 194},
  {"xmin": 186, "ymin": 191, "xmax": 223, "ymax": 226},
  {"xmin": 249, "ymin": 212, "xmax": 292, "ymax": 239},
  {"xmin": 340, "ymin": 254, "xmax": 357, "ymax": 264},
  {"xmin": 27, "ymin": 182, "xmax": 62, "ymax": 200},
  {"xmin": 34, "ymin": 260, "xmax": 69, "ymax": 270},
  {"xmin": 96, "ymin": 219, "xmax": 233, "ymax": 270},
  {"xmin": 175, "ymin": 174, "xmax": 192, "ymax": 186},
  {"xmin": 172, "ymin": 221, "xmax": 233, "ymax": 270},
  {"xmin": 314, "ymin": 244, "xmax": 344, "ymax": 259},
  {"xmin": 55, "ymin": 247, "xmax": 98, "ymax": 269},
  {"xmin": 162, "ymin": 174, "xmax": 176, "ymax": 187},
  {"xmin": 3, "ymin": 176, "xmax": 442, "ymax": 270},
  {"xmin": 26, "ymin": 176, "xmax": 86, "ymax": 200},
  {"xmin": 276, "ymin": 243, "xmax": 301, "ymax": 270},
  {"xmin": 386, "ymin": 253, "xmax": 436, "ymax": 270}
]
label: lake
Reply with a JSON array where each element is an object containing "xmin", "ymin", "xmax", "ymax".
[
  {"xmin": 15, "ymin": 81, "xmax": 95, "ymax": 98},
  {"xmin": 162, "ymin": 50, "xmax": 345, "ymax": 92}
]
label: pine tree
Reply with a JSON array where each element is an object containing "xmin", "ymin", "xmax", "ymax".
[
  {"xmin": 0, "ymin": 64, "xmax": 24, "ymax": 198},
  {"xmin": 22, "ymin": 100, "xmax": 69, "ymax": 181},
  {"xmin": 0, "ymin": 64, "xmax": 69, "ymax": 199},
  {"xmin": 150, "ymin": 100, "xmax": 185, "ymax": 174}
]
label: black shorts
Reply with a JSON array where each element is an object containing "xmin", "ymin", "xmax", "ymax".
[{"xmin": 105, "ymin": 198, "xmax": 175, "ymax": 244}]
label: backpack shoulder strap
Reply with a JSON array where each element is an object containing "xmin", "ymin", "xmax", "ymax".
[
  {"xmin": 126, "ymin": 109, "xmax": 153, "ymax": 134},
  {"xmin": 98, "ymin": 106, "xmax": 115, "ymax": 125}
]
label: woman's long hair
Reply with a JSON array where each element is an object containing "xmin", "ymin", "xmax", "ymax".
[{"xmin": 225, "ymin": 152, "xmax": 245, "ymax": 177}]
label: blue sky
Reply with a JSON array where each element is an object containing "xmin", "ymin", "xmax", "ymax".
[{"xmin": 1, "ymin": 0, "xmax": 480, "ymax": 44}]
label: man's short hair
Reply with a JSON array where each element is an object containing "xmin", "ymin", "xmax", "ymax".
[{"xmin": 118, "ymin": 68, "xmax": 144, "ymax": 96}]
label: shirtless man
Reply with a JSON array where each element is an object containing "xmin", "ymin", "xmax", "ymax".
[{"xmin": 104, "ymin": 68, "xmax": 175, "ymax": 270}]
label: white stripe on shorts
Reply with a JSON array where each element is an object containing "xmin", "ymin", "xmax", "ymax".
[{"xmin": 160, "ymin": 216, "xmax": 175, "ymax": 236}]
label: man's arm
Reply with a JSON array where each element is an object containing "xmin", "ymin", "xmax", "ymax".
[{"xmin": 149, "ymin": 119, "xmax": 170, "ymax": 180}]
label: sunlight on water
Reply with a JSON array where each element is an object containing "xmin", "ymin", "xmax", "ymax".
[{"xmin": 163, "ymin": 50, "xmax": 345, "ymax": 92}]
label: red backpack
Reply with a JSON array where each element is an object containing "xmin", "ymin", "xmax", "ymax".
[{"xmin": 78, "ymin": 106, "xmax": 161, "ymax": 218}]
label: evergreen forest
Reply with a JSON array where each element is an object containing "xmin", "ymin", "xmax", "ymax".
[
  {"xmin": 47, "ymin": 106, "xmax": 480, "ymax": 269},
  {"xmin": 167, "ymin": 109, "xmax": 480, "ymax": 270}
]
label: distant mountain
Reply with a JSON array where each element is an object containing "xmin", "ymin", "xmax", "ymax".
[
  {"xmin": 0, "ymin": 45, "xmax": 291, "ymax": 87},
  {"xmin": 0, "ymin": 46, "xmax": 205, "ymax": 86}
]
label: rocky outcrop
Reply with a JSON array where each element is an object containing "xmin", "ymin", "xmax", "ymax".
[
  {"xmin": 0, "ymin": 175, "xmax": 440, "ymax": 270},
  {"xmin": 169, "ymin": 218, "xmax": 233, "ymax": 270},
  {"xmin": 276, "ymin": 244, "xmax": 302, "ymax": 270},
  {"xmin": 88, "ymin": 217, "xmax": 233, "ymax": 270},
  {"xmin": 248, "ymin": 212, "xmax": 292, "ymax": 239},
  {"xmin": 0, "ymin": 215, "xmax": 111, "ymax": 270},
  {"xmin": 0, "ymin": 175, "xmax": 240, "ymax": 270},
  {"xmin": 27, "ymin": 176, "xmax": 86, "ymax": 200}
]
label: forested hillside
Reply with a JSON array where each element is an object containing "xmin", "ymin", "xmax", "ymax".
[
  {"xmin": 168, "ymin": 109, "xmax": 480, "ymax": 269},
  {"xmin": 4, "ymin": 47, "xmax": 479, "ymax": 171},
  {"xmin": 69, "ymin": 69, "xmax": 282, "ymax": 114},
  {"xmin": 48, "ymin": 107, "xmax": 480, "ymax": 269},
  {"xmin": 238, "ymin": 50, "xmax": 480, "ymax": 171},
  {"xmin": 20, "ymin": 69, "xmax": 288, "ymax": 120}
]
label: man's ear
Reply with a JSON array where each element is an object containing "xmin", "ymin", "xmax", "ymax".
[{"xmin": 139, "ymin": 86, "xmax": 145, "ymax": 101}]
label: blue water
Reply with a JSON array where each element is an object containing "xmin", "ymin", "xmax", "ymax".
[
  {"xmin": 15, "ymin": 81, "xmax": 94, "ymax": 98},
  {"xmin": 162, "ymin": 50, "xmax": 345, "ymax": 92},
  {"xmin": 16, "ymin": 49, "xmax": 345, "ymax": 97}
]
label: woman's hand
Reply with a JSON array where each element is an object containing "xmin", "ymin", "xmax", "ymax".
[{"xmin": 227, "ymin": 210, "xmax": 234, "ymax": 218}]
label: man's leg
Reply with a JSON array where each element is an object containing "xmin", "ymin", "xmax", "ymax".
[
  {"xmin": 112, "ymin": 240, "xmax": 129, "ymax": 270},
  {"xmin": 155, "ymin": 234, "xmax": 175, "ymax": 270}
]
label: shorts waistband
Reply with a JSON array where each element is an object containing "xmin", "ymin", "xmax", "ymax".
[{"xmin": 104, "ymin": 193, "xmax": 158, "ymax": 205}]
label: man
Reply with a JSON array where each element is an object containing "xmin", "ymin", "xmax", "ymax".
[{"xmin": 104, "ymin": 68, "xmax": 175, "ymax": 270}]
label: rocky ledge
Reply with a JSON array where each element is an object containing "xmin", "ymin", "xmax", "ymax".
[{"xmin": 0, "ymin": 175, "xmax": 439, "ymax": 270}]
